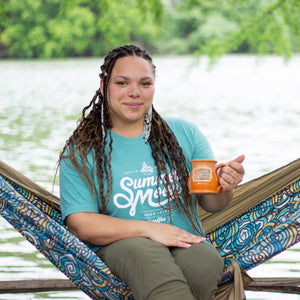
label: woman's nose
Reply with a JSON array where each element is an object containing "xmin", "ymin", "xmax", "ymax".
[{"xmin": 128, "ymin": 84, "xmax": 141, "ymax": 97}]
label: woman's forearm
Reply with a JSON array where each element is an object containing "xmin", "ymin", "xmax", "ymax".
[
  {"xmin": 198, "ymin": 190, "xmax": 233, "ymax": 213},
  {"xmin": 66, "ymin": 212, "xmax": 149, "ymax": 246},
  {"xmin": 66, "ymin": 212, "xmax": 205, "ymax": 248}
]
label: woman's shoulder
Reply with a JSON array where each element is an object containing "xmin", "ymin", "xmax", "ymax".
[
  {"xmin": 163, "ymin": 116, "xmax": 198, "ymax": 134},
  {"xmin": 162, "ymin": 116, "xmax": 214, "ymax": 160}
]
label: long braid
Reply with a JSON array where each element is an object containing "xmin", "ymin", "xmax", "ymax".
[
  {"xmin": 150, "ymin": 108, "xmax": 203, "ymax": 234},
  {"xmin": 57, "ymin": 45, "xmax": 203, "ymax": 234},
  {"xmin": 58, "ymin": 87, "xmax": 113, "ymax": 213}
]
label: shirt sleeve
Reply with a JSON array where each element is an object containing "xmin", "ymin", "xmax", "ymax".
[
  {"xmin": 164, "ymin": 117, "xmax": 215, "ymax": 169},
  {"xmin": 190, "ymin": 122, "xmax": 214, "ymax": 160},
  {"xmin": 59, "ymin": 155, "xmax": 99, "ymax": 221}
]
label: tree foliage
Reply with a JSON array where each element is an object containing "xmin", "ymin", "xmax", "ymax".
[
  {"xmin": 179, "ymin": 0, "xmax": 300, "ymax": 61},
  {"xmin": 0, "ymin": 0, "xmax": 299, "ymax": 59},
  {"xmin": 0, "ymin": 0, "xmax": 163, "ymax": 58}
]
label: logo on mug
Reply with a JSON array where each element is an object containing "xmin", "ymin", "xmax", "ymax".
[{"xmin": 193, "ymin": 168, "xmax": 211, "ymax": 182}]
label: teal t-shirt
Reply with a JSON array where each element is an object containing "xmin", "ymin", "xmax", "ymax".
[{"xmin": 59, "ymin": 117, "xmax": 214, "ymax": 250}]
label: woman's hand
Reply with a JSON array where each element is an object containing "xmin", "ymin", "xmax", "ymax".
[
  {"xmin": 145, "ymin": 222, "xmax": 206, "ymax": 248},
  {"xmin": 198, "ymin": 155, "xmax": 245, "ymax": 213},
  {"xmin": 218, "ymin": 154, "xmax": 245, "ymax": 191}
]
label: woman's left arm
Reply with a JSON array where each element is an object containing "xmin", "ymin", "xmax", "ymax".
[{"xmin": 198, "ymin": 154, "xmax": 245, "ymax": 213}]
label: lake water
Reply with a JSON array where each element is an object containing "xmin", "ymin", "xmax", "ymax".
[{"xmin": 0, "ymin": 55, "xmax": 299, "ymax": 299}]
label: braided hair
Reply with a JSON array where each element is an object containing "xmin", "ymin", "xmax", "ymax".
[{"xmin": 58, "ymin": 45, "xmax": 203, "ymax": 235}]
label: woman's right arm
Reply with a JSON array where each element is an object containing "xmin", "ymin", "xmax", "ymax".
[{"xmin": 66, "ymin": 212, "xmax": 205, "ymax": 248}]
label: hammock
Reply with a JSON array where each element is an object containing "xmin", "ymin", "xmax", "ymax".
[{"xmin": 0, "ymin": 158, "xmax": 300, "ymax": 299}]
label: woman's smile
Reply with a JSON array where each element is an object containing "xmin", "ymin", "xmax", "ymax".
[{"xmin": 124, "ymin": 102, "xmax": 143, "ymax": 108}]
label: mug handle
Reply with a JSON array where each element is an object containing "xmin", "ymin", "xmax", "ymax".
[
  {"xmin": 215, "ymin": 163, "xmax": 228, "ymax": 171},
  {"xmin": 215, "ymin": 163, "xmax": 228, "ymax": 192}
]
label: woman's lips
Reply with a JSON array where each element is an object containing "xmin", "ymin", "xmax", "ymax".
[{"xmin": 125, "ymin": 102, "xmax": 142, "ymax": 108}]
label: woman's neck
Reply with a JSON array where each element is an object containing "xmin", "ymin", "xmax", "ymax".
[{"xmin": 111, "ymin": 122, "xmax": 143, "ymax": 138}]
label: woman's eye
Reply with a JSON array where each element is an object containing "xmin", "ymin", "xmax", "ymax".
[
  {"xmin": 116, "ymin": 81, "xmax": 127, "ymax": 86},
  {"xmin": 142, "ymin": 82, "xmax": 152, "ymax": 87}
]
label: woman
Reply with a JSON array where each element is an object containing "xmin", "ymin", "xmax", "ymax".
[{"xmin": 59, "ymin": 44, "xmax": 245, "ymax": 300}]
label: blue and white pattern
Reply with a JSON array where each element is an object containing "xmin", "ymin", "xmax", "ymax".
[
  {"xmin": 207, "ymin": 179, "xmax": 300, "ymax": 270},
  {"xmin": 0, "ymin": 176, "xmax": 133, "ymax": 300}
]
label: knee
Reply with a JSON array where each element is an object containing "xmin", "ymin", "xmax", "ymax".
[
  {"xmin": 172, "ymin": 243, "xmax": 224, "ymax": 299},
  {"xmin": 173, "ymin": 242, "xmax": 224, "ymax": 276},
  {"xmin": 198, "ymin": 244, "xmax": 224, "ymax": 277},
  {"xmin": 193, "ymin": 243, "xmax": 224, "ymax": 283}
]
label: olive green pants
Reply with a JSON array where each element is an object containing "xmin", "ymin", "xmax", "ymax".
[{"xmin": 96, "ymin": 237, "xmax": 224, "ymax": 300}]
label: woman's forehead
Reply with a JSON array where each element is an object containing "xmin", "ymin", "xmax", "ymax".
[{"xmin": 112, "ymin": 56, "xmax": 155, "ymax": 77}]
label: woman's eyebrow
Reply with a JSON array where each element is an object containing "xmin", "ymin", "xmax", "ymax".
[
  {"xmin": 113, "ymin": 75, "xmax": 129, "ymax": 80},
  {"xmin": 140, "ymin": 76, "xmax": 154, "ymax": 81},
  {"xmin": 113, "ymin": 75, "xmax": 153, "ymax": 81}
]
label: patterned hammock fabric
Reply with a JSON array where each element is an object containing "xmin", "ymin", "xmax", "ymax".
[
  {"xmin": 0, "ymin": 159, "xmax": 300, "ymax": 299},
  {"xmin": 0, "ymin": 176, "xmax": 133, "ymax": 300},
  {"xmin": 208, "ymin": 178, "xmax": 300, "ymax": 270}
]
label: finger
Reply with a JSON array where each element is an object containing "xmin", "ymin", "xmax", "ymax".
[
  {"xmin": 168, "ymin": 227, "xmax": 206, "ymax": 245},
  {"xmin": 177, "ymin": 237, "xmax": 206, "ymax": 248},
  {"xmin": 180, "ymin": 232, "xmax": 206, "ymax": 244},
  {"xmin": 189, "ymin": 236, "xmax": 206, "ymax": 243},
  {"xmin": 228, "ymin": 155, "xmax": 245, "ymax": 175},
  {"xmin": 232, "ymin": 154, "xmax": 245, "ymax": 164},
  {"xmin": 219, "ymin": 177, "xmax": 235, "ymax": 191},
  {"xmin": 228, "ymin": 155, "xmax": 245, "ymax": 167},
  {"xmin": 220, "ymin": 172, "xmax": 236, "ymax": 184}
]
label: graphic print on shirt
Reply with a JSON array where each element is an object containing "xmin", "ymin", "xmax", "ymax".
[{"xmin": 113, "ymin": 161, "xmax": 181, "ymax": 223}]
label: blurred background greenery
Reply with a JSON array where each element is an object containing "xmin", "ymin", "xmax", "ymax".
[{"xmin": 0, "ymin": 0, "xmax": 300, "ymax": 59}]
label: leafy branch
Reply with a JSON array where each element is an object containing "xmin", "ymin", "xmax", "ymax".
[{"xmin": 194, "ymin": 0, "xmax": 299, "ymax": 62}]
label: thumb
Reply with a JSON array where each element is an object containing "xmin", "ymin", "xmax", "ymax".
[{"xmin": 233, "ymin": 154, "xmax": 245, "ymax": 164}]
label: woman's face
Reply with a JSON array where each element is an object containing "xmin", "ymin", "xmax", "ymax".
[{"xmin": 103, "ymin": 56, "xmax": 155, "ymax": 136}]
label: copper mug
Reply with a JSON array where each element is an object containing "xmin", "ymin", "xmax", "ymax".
[{"xmin": 188, "ymin": 159, "xmax": 227, "ymax": 194}]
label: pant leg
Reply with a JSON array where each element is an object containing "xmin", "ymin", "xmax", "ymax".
[
  {"xmin": 96, "ymin": 237, "xmax": 195, "ymax": 300},
  {"xmin": 170, "ymin": 242, "xmax": 224, "ymax": 300}
]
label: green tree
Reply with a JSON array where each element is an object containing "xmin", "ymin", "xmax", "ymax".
[
  {"xmin": 183, "ymin": 0, "xmax": 300, "ymax": 61},
  {"xmin": 1, "ymin": 0, "xmax": 96, "ymax": 57},
  {"xmin": 154, "ymin": 0, "xmax": 300, "ymax": 61},
  {"xmin": 88, "ymin": 0, "xmax": 163, "ymax": 56},
  {"xmin": 1, "ymin": 0, "xmax": 300, "ymax": 59},
  {"xmin": 0, "ymin": 0, "xmax": 163, "ymax": 58},
  {"xmin": 154, "ymin": 3, "xmax": 238, "ymax": 54}
]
